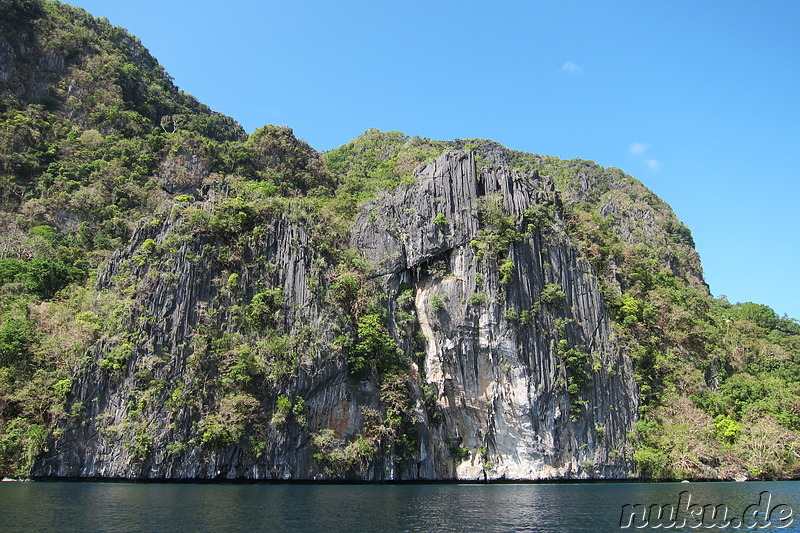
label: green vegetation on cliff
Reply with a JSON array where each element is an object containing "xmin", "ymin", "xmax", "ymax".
[
  {"xmin": 485, "ymin": 146, "xmax": 800, "ymax": 479},
  {"xmin": 0, "ymin": 0, "xmax": 798, "ymax": 480}
]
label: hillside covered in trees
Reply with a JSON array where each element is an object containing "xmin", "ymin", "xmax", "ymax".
[{"xmin": 1, "ymin": 0, "xmax": 799, "ymax": 481}]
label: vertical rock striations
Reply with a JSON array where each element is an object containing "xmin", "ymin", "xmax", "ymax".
[
  {"xmin": 34, "ymin": 148, "xmax": 639, "ymax": 481},
  {"xmin": 351, "ymin": 151, "xmax": 638, "ymax": 479}
]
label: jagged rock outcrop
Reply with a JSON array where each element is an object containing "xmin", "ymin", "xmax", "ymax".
[
  {"xmin": 7, "ymin": 2, "xmax": 800, "ymax": 484},
  {"xmin": 351, "ymin": 151, "xmax": 638, "ymax": 479},
  {"xmin": 33, "ymin": 149, "xmax": 638, "ymax": 480}
]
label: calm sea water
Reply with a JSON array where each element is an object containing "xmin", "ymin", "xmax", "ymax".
[{"xmin": 1, "ymin": 481, "xmax": 800, "ymax": 532}]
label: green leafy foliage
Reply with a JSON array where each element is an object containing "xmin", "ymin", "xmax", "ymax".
[
  {"xmin": 394, "ymin": 287, "xmax": 417, "ymax": 329},
  {"xmin": 540, "ymin": 283, "xmax": 565, "ymax": 307},
  {"xmin": 348, "ymin": 311, "xmax": 400, "ymax": 375},
  {"xmin": 449, "ymin": 442, "xmax": 470, "ymax": 463},
  {"xmin": 323, "ymin": 129, "xmax": 447, "ymax": 219},
  {"xmin": 470, "ymin": 193, "xmax": 521, "ymax": 261},
  {"xmin": 433, "ymin": 212, "xmax": 449, "ymax": 230},
  {"xmin": 469, "ymin": 292, "xmax": 487, "ymax": 307},
  {"xmin": 714, "ymin": 415, "xmax": 741, "ymax": 444},
  {"xmin": 198, "ymin": 393, "xmax": 259, "ymax": 448},
  {"xmin": 311, "ymin": 427, "xmax": 378, "ymax": 475},
  {"xmin": 429, "ymin": 295, "xmax": 446, "ymax": 312},
  {"xmin": 498, "ymin": 259, "xmax": 514, "ymax": 285},
  {"xmin": 246, "ymin": 288, "xmax": 284, "ymax": 328},
  {"xmin": 245, "ymin": 125, "xmax": 333, "ymax": 195},
  {"xmin": 271, "ymin": 395, "xmax": 304, "ymax": 426},
  {"xmin": 0, "ymin": 318, "xmax": 35, "ymax": 367}
]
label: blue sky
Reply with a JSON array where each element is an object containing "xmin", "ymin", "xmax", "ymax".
[{"xmin": 66, "ymin": 0, "xmax": 800, "ymax": 320}]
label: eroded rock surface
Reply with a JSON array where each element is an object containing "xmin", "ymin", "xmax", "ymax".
[{"xmin": 34, "ymin": 150, "xmax": 638, "ymax": 480}]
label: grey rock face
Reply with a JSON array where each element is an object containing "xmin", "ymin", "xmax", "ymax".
[
  {"xmin": 33, "ymin": 150, "xmax": 638, "ymax": 480},
  {"xmin": 351, "ymin": 151, "xmax": 638, "ymax": 479}
]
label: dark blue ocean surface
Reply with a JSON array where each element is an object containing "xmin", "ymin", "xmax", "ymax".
[{"xmin": 1, "ymin": 481, "xmax": 800, "ymax": 532}]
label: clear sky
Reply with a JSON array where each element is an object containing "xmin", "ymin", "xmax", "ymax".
[{"xmin": 65, "ymin": 0, "xmax": 800, "ymax": 320}]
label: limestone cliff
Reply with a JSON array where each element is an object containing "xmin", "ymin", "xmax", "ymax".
[
  {"xmin": 31, "ymin": 145, "xmax": 639, "ymax": 480},
  {"xmin": 14, "ymin": 2, "xmax": 796, "ymax": 484}
]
